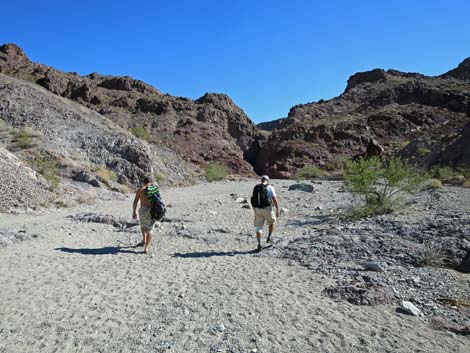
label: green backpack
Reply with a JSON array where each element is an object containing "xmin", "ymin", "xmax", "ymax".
[{"xmin": 146, "ymin": 184, "xmax": 166, "ymax": 220}]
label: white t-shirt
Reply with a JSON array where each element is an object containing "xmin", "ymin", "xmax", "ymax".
[{"xmin": 265, "ymin": 184, "xmax": 276, "ymax": 201}]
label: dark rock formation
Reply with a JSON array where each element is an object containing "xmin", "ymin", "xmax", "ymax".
[
  {"xmin": 442, "ymin": 57, "xmax": 470, "ymax": 81},
  {"xmin": 1, "ymin": 43, "xmax": 470, "ymax": 179},
  {"xmin": 256, "ymin": 61, "xmax": 470, "ymax": 177},
  {"xmin": 257, "ymin": 117, "xmax": 287, "ymax": 131},
  {"xmin": 0, "ymin": 73, "xmax": 188, "ymax": 189},
  {"xmin": 435, "ymin": 122, "xmax": 470, "ymax": 169},
  {"xmin": 456, "ymin": 250, "xmax": 470, "ymax": 273},
  {"xmin": 0, "ymin": 44, "xmax": 264, "ymax": 175}
]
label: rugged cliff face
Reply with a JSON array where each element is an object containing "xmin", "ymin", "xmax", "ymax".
[
  {"xmin": 0, "ymin": 73, "xmax": 192, "ymax": 190},
  {"xmin": 0, "ymin": 43, "xmax": 265, "ymax": 175},
  {"xmin": 255, "ymin": 64, "xmax": 470, "ymax": 177},
  {"xmin": 1, "ymin": 43, "xmax": 469, "ymax": 182}
]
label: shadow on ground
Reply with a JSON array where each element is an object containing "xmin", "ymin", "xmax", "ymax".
[
  {"xmin": 173, "ymin": 249, "xmax": 260, "ymax": 258},
  {"xmin": 55, "ymin": 246, "xmax": 142, "ymax": 255},
  {"xmin": 285, "ymin": 214, "xmax": 337, "ymax": 228}
]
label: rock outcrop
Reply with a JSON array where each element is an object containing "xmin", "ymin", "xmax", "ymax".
[
  {"xmin": 0, "ymin": 73, "xmax": 190, "ymax": 189},
  {"xmin": 255, "ymin": 62, "xmax": 470, "ymax": 177},
  {"xmin": 0, "ymin": 146, "xmax": 52, "ymax": 212},
  {"xmin": 1, "ymin": 43, "xmax": 469, "ymax": 180},
  {"xmin": 0, "ymin": 43, "xmax": 264, "ymax": 175}
]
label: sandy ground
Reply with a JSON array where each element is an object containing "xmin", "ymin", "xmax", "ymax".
[{"xmin": 0, "ymin": 180, "xmax": 468, "ymax": 353}]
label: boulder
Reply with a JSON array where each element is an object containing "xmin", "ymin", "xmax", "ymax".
[
  {"xmin": 288, "ymin": 183, "xmax": 314, "ymax": 192},
  {"xmin": 322, "ymin": 281, "xmax": 394, "ymax": 306},
  {"xmin": 456, "ymin": 250, "xmax": 470, "ymax": 273},
  {"xmin": 399, "ymin": 301, "xmax": 423, "ymax": 316},
  {"xmin": 360, "ymin": 262, "xmax": 385, "ymax": 272}
]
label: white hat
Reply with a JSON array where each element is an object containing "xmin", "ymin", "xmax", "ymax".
[{"xmin": 260, "ymin": 175, "xmax": 269, "ymax": 181}]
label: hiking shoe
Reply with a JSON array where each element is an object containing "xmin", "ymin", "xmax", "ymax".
[
  {"xmin": 256, "ymin": 243, "xmax": 262, "ymax": 252},
  {"xmin": 266, "ymin": 236, "xmax": 273, "ymax": 244}
]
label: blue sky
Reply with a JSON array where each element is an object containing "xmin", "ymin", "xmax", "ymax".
[{"xmin": 1, "ymin": 0, "xmax": 469, "ymax": 123}]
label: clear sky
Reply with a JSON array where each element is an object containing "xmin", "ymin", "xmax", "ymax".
[{"xmin": 1, "ymin": 0, "xmax": 469, "ymax": 123}]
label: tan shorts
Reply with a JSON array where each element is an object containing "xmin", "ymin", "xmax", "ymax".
[
  {"xmin": 139, "ymin": 206, "xmax": 156, "ymax": 233},
  {"xmin": 254, "ymin": 206, "xmax": 276, "ymax": 228}
]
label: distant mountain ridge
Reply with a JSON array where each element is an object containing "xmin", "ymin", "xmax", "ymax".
[{"xmin": 1, "ymin": 42, "xmax": 469, "ymax": 183}]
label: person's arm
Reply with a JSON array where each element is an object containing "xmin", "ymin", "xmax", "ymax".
[
  {"xmin": 272, "ymin": 196, "xmax": 280, "ymax": 217},
  {"xmin": 132, "ymin": 191, "xmax": 139, "ymax": 219}
]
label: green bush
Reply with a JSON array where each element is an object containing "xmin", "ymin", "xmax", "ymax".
[
  {"xmin": 344, "ymin": 156, "xmax": 425, "ymax": 218},
  {"xmin": 430, "ymin": 166, "xmax": 454, "ymax": 181},
  {"xmin": 131, "ymin": 126, "xmax": 150, "ymax": 141},
  {"xmin": 154, "ymin": 171, "xmax": 168, "ymax": 185},
  {"xmin": 425, "ymin": 178, "xmax": 442, "ymax": 190},
  {"xmin": 96, "ymin": 166, "xmax": 117, "ymax": 182},
  {"xmin": 417, "ymin": 147, "xmax": 431, "ymax": 156},
  {"xmin": 295, "ymin": 165, "xmax": 323, "ymax": 179},
  {"xmin": 204, "ymin": 162, "xmax": 229, "ymax": 182},
  {"xmin": 30, "ymin": 153, "xmax": 60, "ymax": 190},
  {"xmin": 11, "ymin": 128, "xmax": 40, "ymax": 149}
]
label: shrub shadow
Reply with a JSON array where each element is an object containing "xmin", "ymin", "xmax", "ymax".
[
  {"xmin": 173, "ymin": 249, "xmax": 258, "ymax": 258},
  {"xmin": 285, "ymin": 214, "xmax": 336, "ymax": 227},
  {"xmin": 55, "ymin": 246, "xmax": 141, "ymax": 255}
]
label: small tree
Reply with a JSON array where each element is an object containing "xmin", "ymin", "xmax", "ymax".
[{"xmin": 344, "ymin": 156, "xmax": 424, "ymax": 217}]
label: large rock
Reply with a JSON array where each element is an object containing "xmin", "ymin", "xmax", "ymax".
[
  {"xmin": 456, "ymin": 250, "xmax": 470, "ymax": 273},
  {"xmin": 288, "ymin": 183, "xmax": 314, "ymax": 192},
  {"xmin": 399, "ymin": 301, "xmax": 423, "ymax": 316}
]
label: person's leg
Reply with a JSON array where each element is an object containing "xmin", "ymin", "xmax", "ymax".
[
  {"xmin": 138, "ymin": 227, "xmax": 146, "ymax": 246},
  {"xmin": 267, "ymin": 223, "xmax": 275, "ymax": 243},
  {"xmin": 144, "ymin": 231, "xmax": 153, "ymax": 254},
  {"xmin": 256, "ymin": 228, "xmax": 262, "ymax": 252},
  {"xmin": 265, "ymin": 207, "xmax": 277, "ymax": 243},
  {"xmin": 254, "ymin": 209, "xmax": 264, "ymax": 252}
]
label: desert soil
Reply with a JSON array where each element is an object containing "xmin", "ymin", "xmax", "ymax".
[{"xmin": 0, "ymin": 179, "xmax": 468, "ymax": 353}]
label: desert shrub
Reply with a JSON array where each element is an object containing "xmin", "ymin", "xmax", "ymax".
[
  {"xmin": 70, "ymin": 151, "xmax": 82, "ymax": 161},
  {"xmin": 430, "ymin": 166, "xmax": 454, "ymax": 181},
  {"xmin": 54, "ymin": 200, "xmax": 70, "ymax": 208},
  {"xmin": 20, "ymin": 72, "xmax": 37, "ymax": 83},
  {"xmin": 344, "ymin": 156, "xmax": 425, "ymax": 217},
  {"xmin": 76, "ymin": 192, "xmax": 97, "ymax": 205},
  {"xmin": 96, "ymin": 167, "xmax": 117, "ymax": 182},
  {"xmin": 131, "ymin": 126, "xmax": 150, "ymax": 141},
  {"xmin": 0, "ymin": 119, "xmax": 9, "ymax": 141},
  {"xmin": 11, "ymin": 128, "xmax": 41, "ymax": 149},
  {"xmin": 30, "ymin": 152, "xmax": 60, "ymax": 190},
  {"xmin": 295, "ymin": 165, "xmax": 323, "ymax": 179},
  {"xmin": 417, "ymin": 147, "xmax": 431, "ymax": 156},
  {"xmin": 0, "ymin": 117, "xmax": 7, "ymax": 130},
  {"xmin": 204, "ymin": 162, "xmax": 229, "ymax": 182},
  {"xmin": 117, "ymin": 184, "xmax": 131, "ymax": 195},
  {"xmin": 425, "ymin": 178, "xmax": 443, "ymax": 190},
  {"xmin": 456, "ymin": 167, "xmax": 470, "ymax": 180},
  {"xmin": 417, "ymin": 246, "xmax": 448, "ymax": 267},
  {"xmin": 154, "ymin": 171, "xmax": 168, "ymax": 185}
]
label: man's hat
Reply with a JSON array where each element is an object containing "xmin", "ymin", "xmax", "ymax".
[{"xmin": 260, "ymin": 175, "xmax": 269, "ymax": 181}]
